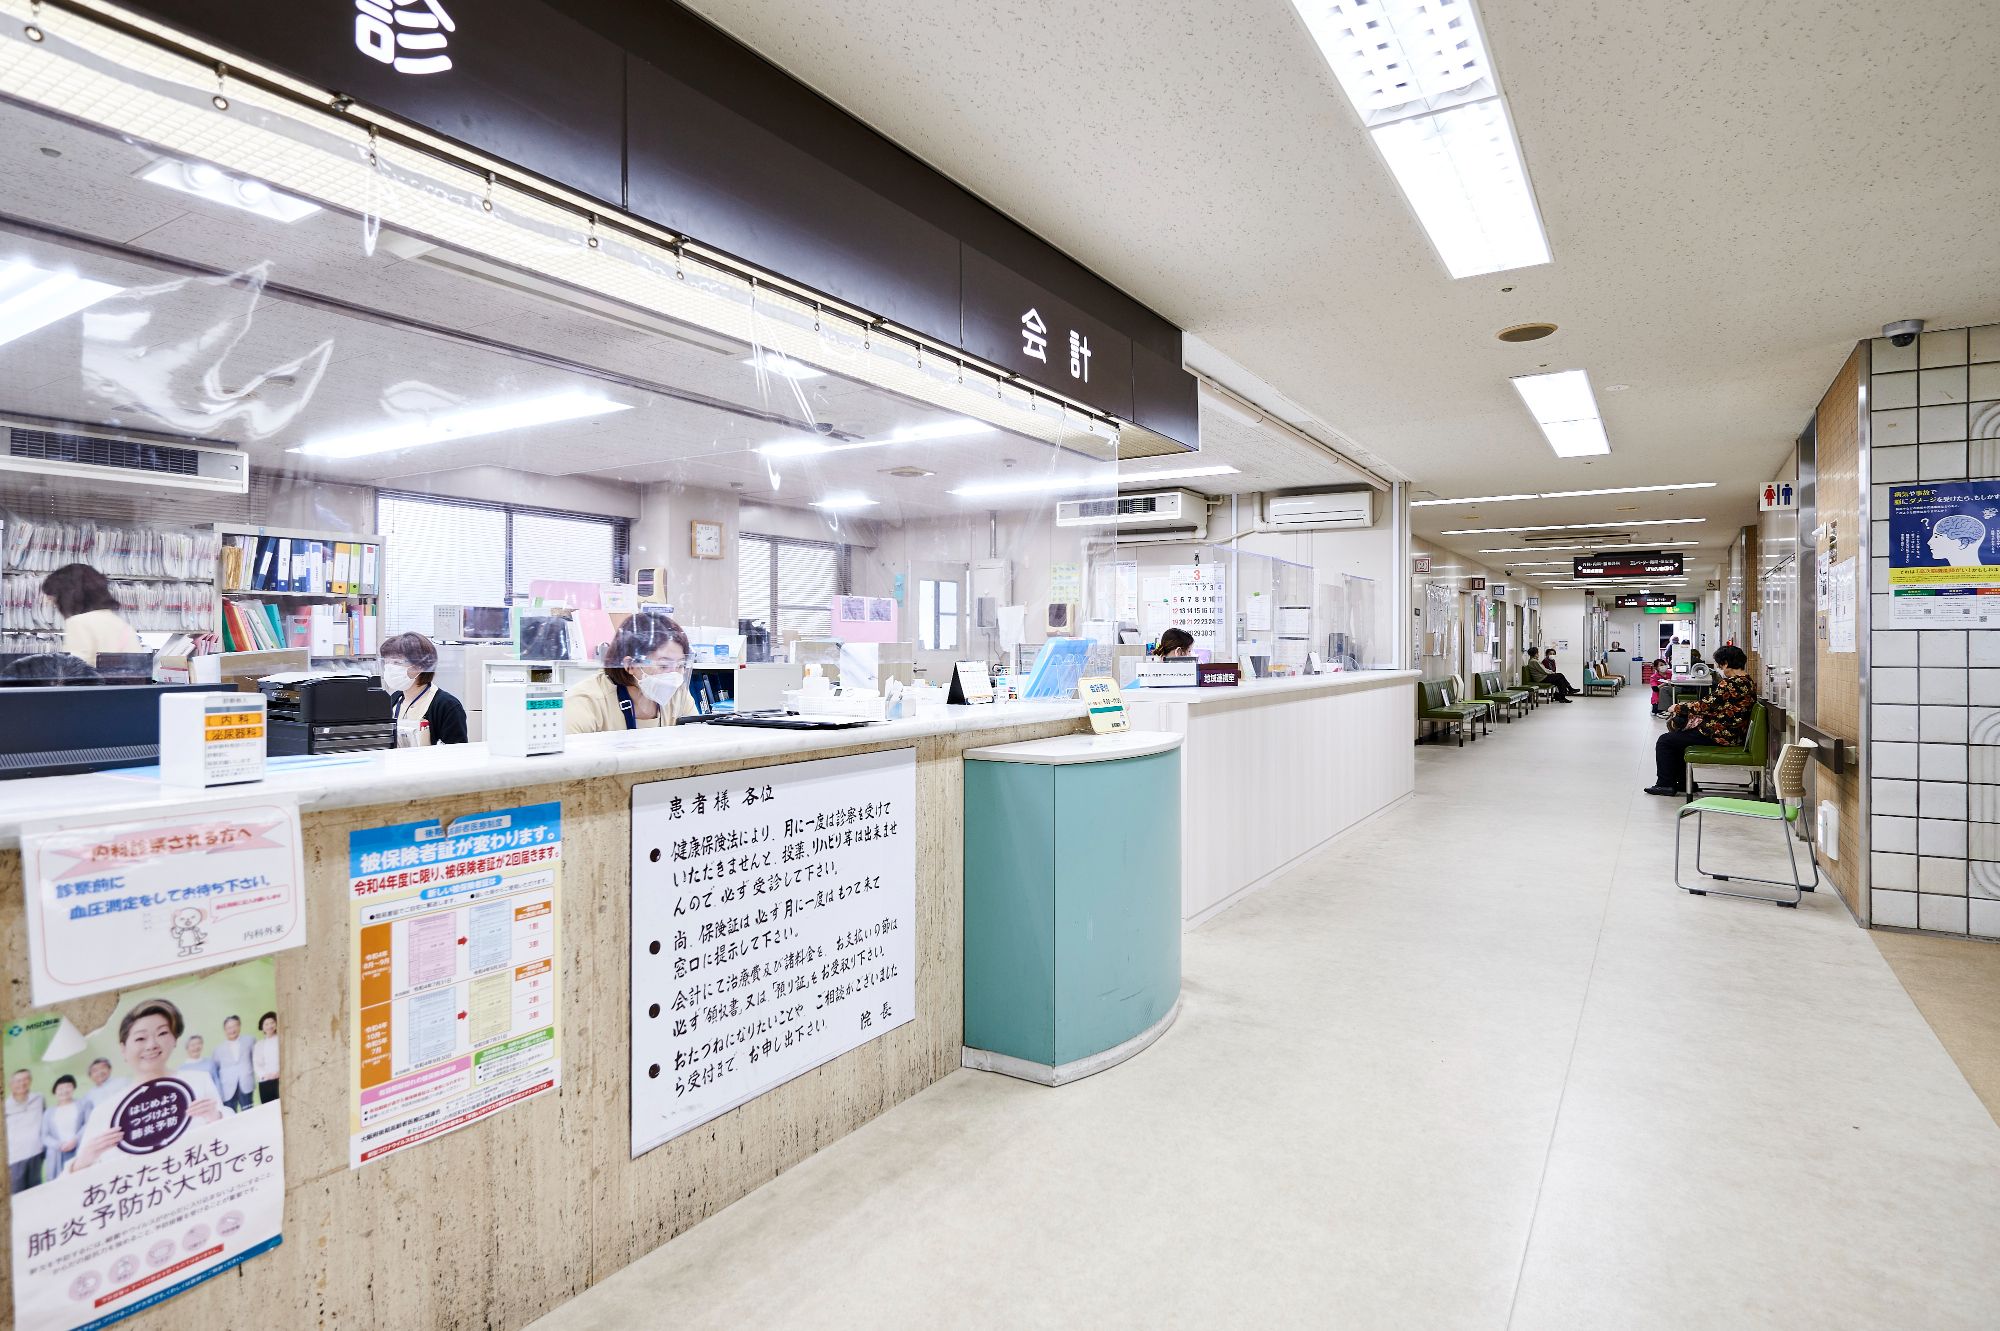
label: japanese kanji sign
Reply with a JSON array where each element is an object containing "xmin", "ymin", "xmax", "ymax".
[
  {"xmin": 346, "ymin": 802, "xmax": 562, "ymax": 1168},
  {"xmin": 20, "ymin": 798, "xmax": 306, "ymax": 1005},
  {"xmin": 629, "ymin": 749, "xmax": 917, "ymax": 1156},
  {"xmin": 6, "ymin": 959, "xmax": 285, "ymax": 1331}
]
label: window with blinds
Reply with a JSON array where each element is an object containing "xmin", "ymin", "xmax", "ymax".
[
  {"xmin": 738, "ymin": 532, "xmax": 848, "ymax": 642},
  {"xmin": 377, "ymin": 495, "xmax": 507, "ymax": 637},
  {"xmin": 512, "ymin": 511, "xmax": 617, "ymax": 598},
  {"xmin": 377, "ymin": 493, "xmax": 626, "ymax": 638}
]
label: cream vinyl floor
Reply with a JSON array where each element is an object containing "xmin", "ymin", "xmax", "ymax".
[{"xmin": 535, "ymin": 689, "xmax": 2000, "ymax": 1330}]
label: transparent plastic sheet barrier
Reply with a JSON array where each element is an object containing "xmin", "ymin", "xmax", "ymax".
[{"xmin": 0, "ymin": 0, "xmax": 1121, "ymax": 708}]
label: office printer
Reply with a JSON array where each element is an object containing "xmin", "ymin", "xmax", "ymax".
[{"xmin": 259, "ymin": 673, "xmax": 395, "ymax": 754}]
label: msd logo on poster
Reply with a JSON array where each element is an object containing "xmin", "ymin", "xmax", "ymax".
[{"xmin": 354, "ymin": 0, "xmax": 455, "ymax": 75}]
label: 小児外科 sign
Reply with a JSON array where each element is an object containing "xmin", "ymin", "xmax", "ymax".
[
  {"xmin": 20, "ymin": 797, "xmax": 307, "ymax": 1005},
  {"xmin": 629, "ymin": 750, "xmax": 917, "ymax": 1156},
  {"xmin": 1573, "ymin": 552, "xmax": 1684, "ymax": 579}
]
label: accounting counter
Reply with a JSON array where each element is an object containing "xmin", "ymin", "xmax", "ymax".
[
  {"xmin": 0, "ymin": 701, "xmax": 1086, "ymax": 1331},
  {"xmin": 1123, "ymin": 670, "xmax": 1419, "ymax": 922}
]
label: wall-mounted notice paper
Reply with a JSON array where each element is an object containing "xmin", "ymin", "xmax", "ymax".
[
  {"xmin": 629, "ymin": 750, "xmax": 916, "ymax": 1156},
  {"xmin": 21, "ymin": 797, "xmax": 306, "ymax": 1005},
  {"xmin": 7, "ymin": 959, "xmax": 285, "ymax": 1331},
  {"xmin": 345, "ymin": 802, "xmax": 562, "ymax": 1168},
  {"xmin": 831, "ymin": 594, "xmax": 900, "ymax": 643}
]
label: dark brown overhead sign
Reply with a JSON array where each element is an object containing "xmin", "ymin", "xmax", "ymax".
[
  {"xmin": 1615, "ymin": 593, "xmax": 1681, "ymax": 608},
  {"xmin": 1573, "ymin": 552, "xmax": 1684, "ymax": 579}
]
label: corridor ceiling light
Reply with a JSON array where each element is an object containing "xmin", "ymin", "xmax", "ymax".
[
  {"xmin": 0, "ymin": 260, "xmax": 121, "ymax": 348},
  {"xmin": 1511, "ymin": 369, "xmax": 1611, "ymax": 458},
  {"xmin": 1476, "ymin": 540, "xmax": 1702, "ymax": 553},
  {"xmin": 1440, "ymin": 518, "xmax": 1706, "ymax": 535},
  {"xmin": 136, "ymin": 158, "xmax": 322, "ymax": 223},
  {"xmin": 755, "ymin": 436, "xmax": 831, "ymax": 459},
  {"xmin": 888, "ymin": 419, "xmax": 997, "ymax": 443},
  {"xmin": 1119, "ymin": 464, "xmax": 1240, "ymax": 484},
  {"xmin": 1412, "ymin": 481, "xmax": 1718, "ymax": 507},
  {"xmin": 292, "ymin": 391, "xmax": 631, "ymax": 459},
  {"xmin": 742, "ymin": 353, "xmax": 826, "ymax": 380},
  {"xmin": 1288, "ymin": 0, "xmax": 1550, "ymax": 278},
  {"xmin": 810, "ymin": 494, "xmax": 877, "ymax": 512}
]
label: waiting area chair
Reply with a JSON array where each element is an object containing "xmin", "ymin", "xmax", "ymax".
[
  {"xmin": 1474, "ymin": 670, "xmax": 1532, "ymax": 720},
  {"xmin": 1582, "ymin": 663, "xmax": 1624, "ymax": 696},
  {"xmin": 1519, "ymin": 666, "xmax": 1556, "ymax": 704},
  {"xmin": 1417, "ymin": 678, "xmax": 1487, "ymax": 746},
  {"xmin": 1674, "ymin": 740, "xmax": 1820, "ymax": 907},
  {"xmin": 1684, "ymin": 702, "xmax": 1769, "ymax": 800}
]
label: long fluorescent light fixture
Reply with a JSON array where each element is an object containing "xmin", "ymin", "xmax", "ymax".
[
  {"xmin": 1289, "ymin": 0, "xmax": 1550, "ymax": 278},
  {"xmin": 0, "ymin": 260, "xmax": 121, "ymax": 349},
  {"xmin": 293, "ymin": 392, "xmax": 631, "ymax": 459},
  {"xmin": 811, "ymin": 494, "xmax": 877, "ymax": 512},
  {"xmin": 757, "ymin": 418, "xmax": 996, "ymax": 459},
  {"xmin": 1511, "ymin": 369, "xmax": 1611, "ymax": 458},
  {"xmin": 742, "ymin": 353, "xmax": 825, "ymax": 380},
  {"xmin": 1412, "ymin": 481, "xmax": 1716, "ymax": 507},
  {"xmin": 137, "ymin": 158, "xmax": 322, "ymax": 223},
  {"xmin": 948, "ymin": 464, "xmax": 1237, "ymax": 500},
  {"xmin": 1478, "ymin": 540, "xmax": 1702, "ymax": 553},
  {"xmin": 1441, "ymin": 518, "xmax": 1705, "ymax": 535}
]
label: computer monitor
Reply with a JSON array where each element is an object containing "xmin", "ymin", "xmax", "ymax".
[{"xmin": 0, "ymin": 682, "xmax": 231, "ymax": 779}]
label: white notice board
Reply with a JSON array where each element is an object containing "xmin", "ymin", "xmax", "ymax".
[{"xmin": 629, "ymin": 748, "xmax": 917, "ymax": 1156}]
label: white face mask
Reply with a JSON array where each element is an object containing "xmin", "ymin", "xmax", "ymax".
[
  {"xmin": 639, "ymin": 671, "xmax": 684, "ymax": 706},
  {"xmin": 381, "ymin": 664, "xmax": 415, "ymax": 693}
]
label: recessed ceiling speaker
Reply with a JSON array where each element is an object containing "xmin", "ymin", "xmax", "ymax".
[{"xmin": 1496, "ymin": 322, "xmax": 1558, "ymax": 343}]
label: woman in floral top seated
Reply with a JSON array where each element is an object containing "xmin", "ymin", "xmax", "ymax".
[{"xmin": 1646, "ymin": 644, "xmax": 1755, "ymax": 795}]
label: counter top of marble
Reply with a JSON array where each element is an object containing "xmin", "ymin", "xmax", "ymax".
[
  {"xmin": 1120, "ymin": 669, "xmax": 1419, "ymax": 708},
  {"xmin": 0, "ymin": 701, "xmax": 1088, "ymax": 846}
]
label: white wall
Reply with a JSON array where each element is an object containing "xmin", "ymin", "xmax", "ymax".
[
  {"xmin": 631, "ymin": 484, "xmax": 742, "ymax": 625},
  {"xmin": 1538, "ymin": 591, "xmax": 1587, "ymax": 683}
]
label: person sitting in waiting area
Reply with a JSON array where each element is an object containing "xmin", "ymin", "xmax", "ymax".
[
  {"xmin": 1522, "ymin": 652, "xmax": 1574, "ymax": 703},
  {"xmin": 1534, "ymin": 649, "xmax": 1579, "ymax": 699},
  {"xmin": 1646, "ymin": 644, "xmax": 1754, "ymax": 796}
]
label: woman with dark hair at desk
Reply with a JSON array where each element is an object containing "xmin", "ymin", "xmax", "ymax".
[
  {"xmin": 379, "ymin": 631, "xmax": 469, "ymax": 746},
  {"xmin": 565, "ymin": 611, "xmax": 696, "ymax": 733},
  {"xmin": 41, "ymin": 563, "xmax": 140, "ymax": 667}
]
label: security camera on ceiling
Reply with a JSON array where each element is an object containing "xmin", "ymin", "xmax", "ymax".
[{"xmin": 1882, "ymin": 318, "xmax": 1925, "ymax": 348}]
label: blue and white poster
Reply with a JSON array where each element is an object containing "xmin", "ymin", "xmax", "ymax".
[{"xmin": 1887, "ymin": 481, "xmax": 2000, "ymax": 628}]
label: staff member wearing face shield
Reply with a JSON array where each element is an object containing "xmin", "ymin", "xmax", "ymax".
[
  {"xmin": 378, "ymin": 631, "xmax": 469, "ymax": 747},
  {"xmin": 565, "ymin": 611, "xmax": 695, "ymax": 733}
]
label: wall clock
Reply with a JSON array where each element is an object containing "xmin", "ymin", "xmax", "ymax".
[{"xmin": 691, "ymin": 520, "xmax": 724, "ymax": 560}]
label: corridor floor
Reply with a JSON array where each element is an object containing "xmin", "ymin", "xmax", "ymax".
[{"xmin": 535, "ymin": 689, "xmax": 2000, "ymax": 1330}]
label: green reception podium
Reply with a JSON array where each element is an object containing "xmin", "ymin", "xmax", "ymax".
[{"xmin": 961, "ymin": 731, "xmax": 1183, "ymax": 1085}]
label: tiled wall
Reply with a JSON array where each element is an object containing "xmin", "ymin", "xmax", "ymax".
[{"xmin": 1869, "ymin": 321, "xmax": 2000, "ymax": 936}]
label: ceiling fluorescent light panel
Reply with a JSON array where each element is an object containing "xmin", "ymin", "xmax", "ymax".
[
  {"xmin": 294, "ymin": 392, "xmax": 630, "ymax": 459},
  {"xmin": 1511, "ymin": 369, "xmax": 1611, "ymax": 458},
  {"xmin": 0, "ymin": 260, "xmax": 122, "ymax": 348},
  {"xmin": 1290, "ymin": 0, "xmax": 1550, "ymax": 278}
]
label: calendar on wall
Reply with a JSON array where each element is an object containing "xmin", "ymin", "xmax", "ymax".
[{"xmin": 1168, "ymin": 563, "xmax": 1225, "ymax": 653}]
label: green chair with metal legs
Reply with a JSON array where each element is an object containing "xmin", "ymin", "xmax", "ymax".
[
  {"xmin": 1475, "ymin": 670, "xmax": 1532, "ymax": 719},
  {"xmin": 1674, "ymin": 740, "xmax": 1820, "ymax": 907},
  {"xmin": 1684, "ymin": 702, "xmax": 1769, "ymax": 799}
]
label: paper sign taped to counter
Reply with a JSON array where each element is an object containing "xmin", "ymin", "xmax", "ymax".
[
  {"xmin": 345, "ymin": 802, "xmax": 562, "ymax": 1168},
  {"xmin": 20, "ymin": 797, "xmax": 306, "ymax": 1005}
]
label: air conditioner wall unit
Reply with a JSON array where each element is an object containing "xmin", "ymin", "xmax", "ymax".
[
  {"xmin": 1262, "ymin": 488, "xmax": 1374, "ymax": 529},
  {"xmin": 1054, "ymin": 488, "xmax": 1207, "ymax": 540},
  {"xmin": 0, "ymin": 420, "xmax": 249, "ymax": 494}
]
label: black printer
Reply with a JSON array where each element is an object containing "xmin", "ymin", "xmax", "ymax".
[{"xmin": 259, "ymin": 675, "xmax": 395, "ymax": 754}]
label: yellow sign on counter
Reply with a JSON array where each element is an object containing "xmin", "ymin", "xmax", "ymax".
[{"xmin": 1078, "ymin": 675, "xmax": 1129, "ymax": 734}]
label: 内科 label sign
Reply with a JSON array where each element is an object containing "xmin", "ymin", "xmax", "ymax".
[
  {"xmin": 20, "ymin": 798, "xmax": 306, "ymax": 1005},
  {"xmin": 629, "ymin": 749, "xmax": 917, "ymax": 1157},
  {"xmin": 346, "ymin": 802, "xmax": 562, "ymax": 1168}
]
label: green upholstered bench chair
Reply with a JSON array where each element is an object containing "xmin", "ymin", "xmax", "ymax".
[
  {"xmin": 1417, "ymin": 678, "xmax": 1485, "ymax": 746},
  {"xmin": 1683, "ymin": 702, "xmax": 1769, "ymax": 799},
  {"xmin": 1519, "ymin": 666, "xmax": 1556, "ymax": 703},
  {"xmin": 1442, "ymin": 676, "xmax": 1496, "ymax": 731},
  {"xmin": 1475, "ymin": 670, "xmax": 1532, "ymax": 720},
  {"xmin": 1674, "ymin": 740, "xmax": 1819, "ymax": 907}
]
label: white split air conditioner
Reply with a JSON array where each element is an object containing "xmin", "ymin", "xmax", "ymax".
[
  {"xmin": 0, "ymin": 420, "xmax": 249, "ymax": 494},
  {"xmin": 1263, "ymin": 488, "xmax": 1374, "ymax": 530},
  {"xmin": 1054, "ymin": 488, "xmax": 1208, "ymax": 542}
]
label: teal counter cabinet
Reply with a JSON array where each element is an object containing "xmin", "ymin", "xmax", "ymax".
[{"xmin": 962, "ymin": 731, "xmax": 1183, "ymax": 1085}]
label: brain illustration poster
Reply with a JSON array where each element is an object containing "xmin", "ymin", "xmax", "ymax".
[{"xmin": 1887, "ymin": 481, "xmax": 2000, "ymax": 627}]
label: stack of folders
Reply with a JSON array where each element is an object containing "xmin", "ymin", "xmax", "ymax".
[
  {"xmin": 222, "ymin": 600, "xmax": 379, "ymax": 656},
  {"xmin": 219, "ymin": 533, "xmax": 381, "ymax": 595}
]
